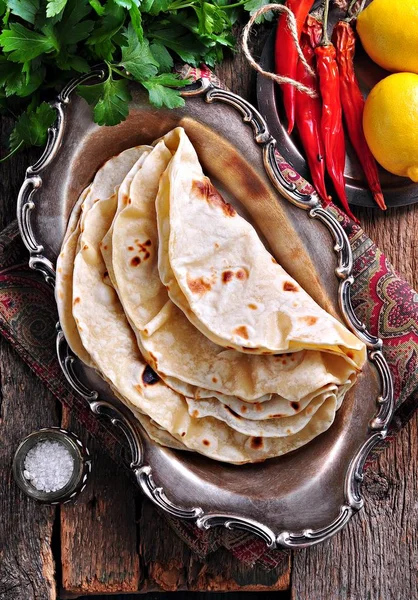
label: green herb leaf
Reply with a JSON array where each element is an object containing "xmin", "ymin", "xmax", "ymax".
[
  {"xmin": 1, "ymin": 62, "xmax": 45, "ymax": 96},
  {"xmin": 143, "ymin": 73, "xmax": 189, "ymax": 109},
  {"xmin": 0, "ymin": 0, "xmax": 254, "ymax": 160},
  {"xmin": 56, "ymin": 53, "xmax": 90, "ymax": 72},
  {"xmin": 9, "ymin": 101, "xmax": 56, "ymax": 150},
  {"xmin": 54, "ymin": 0, "xmax": 94, "ymax": 45},
  {"xmin": 149, "ymin": 24, "xmax": 206, "ymax": 64},
  {"xmin": 145, "ymin": 72, "xmax": 190, "ymax": 87},
  {"xmin": 128, "ymin": 3, "xmax": 142, "ymax": 40},
  {"xmin": 78, "ymin": 73, "xmax": 131, "ymax": 125},
  {"xmin": 120, "ymin": 25, "xmax": 158, "ymax": 80},
  {"xmin": 0, "ymin": 22, "xmax": 56, "ymax": 61},
  {"xmin": 89, "ymin": 0, "xmax": 104, "ymax": 15},
  {"xmin": 150, "ymin": 41, "xmax": 173, "ymax": 72},
  {"xmin": 140, "ymin": 0, "xmax": 170, "ymax": 16},
  {"xmin": 194, "ymin": 2, "xmax": 229, "ymax": 36},
  {"xmin": 243, "ymin": 0, "xmax": 276, "ymax": 22},
  {"xmin": 46, "ymin": 0, "xmax": 68, "ymax": 18},
  {"xmin": 86, "ymin": 0, "xmax": 125, "ymax": 46},
  {"xmin": 114, "ymin": 0, "xmax": 139, "ymax": 8},
  {"xmin": 7, "ymin": 0, "xmax": 40, "ymax": 24},
  {"xmin": 144, "ymin": 83, "xmax": 184, "ymax": 109}
]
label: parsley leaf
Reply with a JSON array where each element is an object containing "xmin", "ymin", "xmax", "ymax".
[
  {"xmin": 0, "ymin": 58, "xmax": 45, "ymax": 96},
  {"xmin": 144, "ymin": 82, "xmax": 184, "ymax": 109},
  {"xmin": 54, "ymin": 0, "xmax": 94, "ymax": 46},
  {"xmin": 142, "ymin": 73, "xmax": 189, "ymax": 109},
  {"xmin": 9, "ymin": 101, "xmax": 56, "ymax": 150},
  {"xmin": 88, "ymin": 0, "xmax": 104, "ymax": 15},
  {"xmin": 114, "ymin": 0, "xmax": 139, "ymax": 8},
  {"xmin": 0, "ymin": 0, "xmax": 262, "ymax": 158},
  {"xmin": 46, "ymin": 0, "xmax": 68, "ymax": 18},
  {"xmin": 127, "ymin": 3, "xmax": 142, "ymax": 40},
  {"xmin": 78, "ymin": 72, "xmax": 131, "ymax": 125},
  {"xmin": 243, "ymin": 0, "xmax": 277, "ymax": 23},
  {"xmin": 7, "ymin": 0, "xmax": 40, "ymax": 24},
  {"xmin": 87, "ymin": 0, "xmax": 124, "ymax": 46},
  {"xmin": 119, "ymin": 25, "xmax": 158, "ymax": 80},
  {"xmin": 140, "ymin": 0, "xmax": 170, "ymax": 16},
  {"xmin": 148, "ymin": 24, "xmax": 206, "ymax": 64},
  {"xmin": 0, "ymin": 22, "xmax": 56, "ymax": 62},
  {"xmin": 150, "ymin": 41, "xmax": 173, "ymax": 72},
  {"xmin": 56, "ymin": 53, "xmax": 90, "ymax": 72}
]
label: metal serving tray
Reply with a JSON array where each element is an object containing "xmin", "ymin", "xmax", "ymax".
[{"xmin": 17, "ymin": 71, "xmax": 393, "ymax": 548}]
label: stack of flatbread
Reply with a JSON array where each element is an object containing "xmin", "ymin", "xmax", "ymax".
[{"xmin": 56, "ymin": 127, "xmax": 366, "ymax": 464}]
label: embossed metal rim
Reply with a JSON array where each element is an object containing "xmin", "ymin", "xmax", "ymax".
[{"xmin": 17, "ymin": 71, "xmax": 394, "ymax": 549}]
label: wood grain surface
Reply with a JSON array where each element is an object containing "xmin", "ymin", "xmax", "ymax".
[
  {"xmin": 0, "ymin": 26, "xmax": 417, "ymax": 600},
  {"xmin": 0, "ymin": 130, "xmax": 59, "ymax": 600}
]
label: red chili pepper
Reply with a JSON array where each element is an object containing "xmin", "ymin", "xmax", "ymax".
[
  {"xmin": 275, "ymin": 0, "xmax": 315, "ymax": 135},
  {"xmin": 295, "ymin": 19, "xmax": 330, "ymax": 204},
  {"xmin": 314, "ymin": 4, "xmax": 359, "ymax": 223},
  {"xmin": 333, "ymin": 20, "xmax": 386, "ymax": 210}
]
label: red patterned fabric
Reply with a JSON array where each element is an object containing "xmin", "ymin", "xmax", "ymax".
[{"xmin": 0, "ymin": 67, "xmax": 417, "ymax": 572}]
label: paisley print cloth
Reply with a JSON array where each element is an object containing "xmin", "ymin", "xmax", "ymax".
[{"xmin": 0, "ymin": 67, "xmax": 417, "ymax": 571}]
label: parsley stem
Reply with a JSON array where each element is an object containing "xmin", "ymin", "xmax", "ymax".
[
  {"xmin": 220, "ymin": 1, "xmax": 246, "ymax": 8},
  {"xmin": 111, "ymin": 65, "xmax": 134, "ymax": 80},
  {"xmin": 168, "ymin": 2, "xmax": 195, "ymax": 9},
  {"xmin": 0, "ymin": 141, "xmax": 24, "ymax": 162}
]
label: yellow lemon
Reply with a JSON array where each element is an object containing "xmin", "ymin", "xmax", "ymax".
[
  {"xmin": 357, "ymin": 0, "xmax": 418, "ymax": 74},
  {"xmin": 363, "ymin": 73, "xmax": 418, "ymax": 181}
]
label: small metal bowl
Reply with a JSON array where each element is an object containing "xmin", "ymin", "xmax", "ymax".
[{"xmin": 13, "ymin": 427, "xmax": 91, "ymax": 504}]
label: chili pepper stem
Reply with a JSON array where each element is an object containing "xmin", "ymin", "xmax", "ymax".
[
  {"xmin": 346, "ymin": 0, "xmax": 367, "ymax": 22},
  {"xmin": 321, "ymin": 0, "xmax": 331, "ymax": 45}
]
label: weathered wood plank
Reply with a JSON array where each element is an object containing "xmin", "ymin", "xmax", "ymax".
[
  {"xmin": 60, "ymin": 405, "xmax": 140, "ymax": 597},
  {"xmin": 76, "ymin": 592, "xmax": 290, "ymax": 599},
  {"xmin": 291, "ymin": 206, "xmax": 418, "ymax": 600},
  {"xmin": 291, "ymin": 413, "xmax": 418, "ymax": 600},
  {"xmin": 139, "ymin": 500, "xmax": 290, "ymax": 593},
  {"xmin": 0, "ymin": 339, "xmax": 59, "ymax": 600},
  {"xmin": 0, "ymin": 119, "xmax": 59, "ymax": 600}
]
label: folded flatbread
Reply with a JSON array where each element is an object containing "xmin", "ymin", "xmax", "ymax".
[{"xmin": 156, "ymin": 129, "xmax": 366, "ymax": 370}]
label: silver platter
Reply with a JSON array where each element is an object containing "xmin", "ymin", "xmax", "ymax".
[{"xmin": 17, "ymin": 70, "xmax": 394, "ymax": 548}]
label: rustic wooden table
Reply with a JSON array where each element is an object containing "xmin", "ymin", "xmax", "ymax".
[{"xmin": 0, "ymin": 33, "xmax": 417, "ymax": 600}]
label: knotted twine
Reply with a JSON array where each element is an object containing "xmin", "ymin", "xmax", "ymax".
[{"xmin": 241, "ymin": 3, "xmax": 319, "ymax": 98}]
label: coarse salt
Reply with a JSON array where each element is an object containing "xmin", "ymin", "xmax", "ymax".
[{"xmin": 23, "ymin": 440, "xmax": 74, "ymax": 493}]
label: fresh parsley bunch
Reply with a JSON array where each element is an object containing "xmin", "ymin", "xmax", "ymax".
[{"xmin": 0, "ymin": 0, "xmax": 270, "ymax": 159}]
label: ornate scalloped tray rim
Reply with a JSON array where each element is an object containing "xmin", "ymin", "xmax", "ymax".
[{"xmin": 17, "ymin": 70, "xmax": 394, "ymax": 549}]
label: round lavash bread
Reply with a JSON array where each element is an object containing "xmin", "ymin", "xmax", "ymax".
[
  {"xmin": 100, "ymin": 146, "xmax": 152, "ymax": 286},
  {"xmin": 110, "ymin": 130, "xmax": 357, "ymax": 430},
  {"xmin": 56, "ymin": 145, "xmax": 151, "ymax": 364},
  {"xmin": 56, "ymin": 156, "xmax": 188, "ymax": 453},
  {"xmin": 56, "ymin": 187, "xmax": 93, "ymax": 366},
  {"xmin": 71, "ymin": 166, "xmax": 339, "ymax": 463},
  {"xmin": 156, "ymin": 129, "xmax": 366, "ymax": 370},
  {"xmin": 79, "ymin": 145, "xmax": 151, "ymax": 232}
]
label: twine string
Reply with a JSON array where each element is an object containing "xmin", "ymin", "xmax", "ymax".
[{"xmin": 242, "ymin": 3, "xmax": 319, "ymax": 98}]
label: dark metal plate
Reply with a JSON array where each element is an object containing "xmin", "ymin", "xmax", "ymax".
[{"xmin": 257, "ymin": 27, "xmax": 418, "ymax": 209}]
